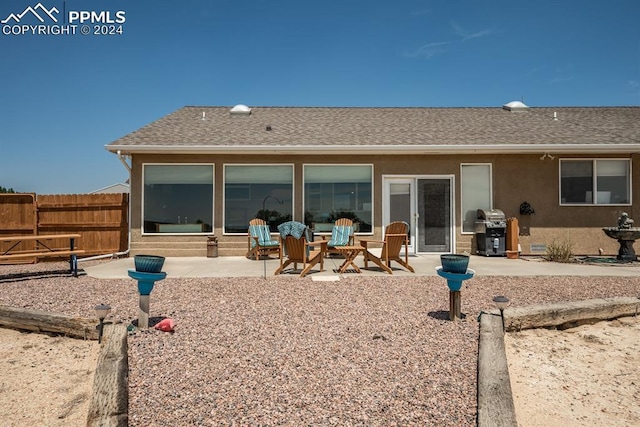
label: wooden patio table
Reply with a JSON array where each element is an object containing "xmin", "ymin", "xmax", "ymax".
[
  {"xmin": 332, "ymin": 245, "xmax": 365, "ymax": 273},
  {"xmin": 0, "ymin": 234, "xmax": 85, "ymax": 276}
]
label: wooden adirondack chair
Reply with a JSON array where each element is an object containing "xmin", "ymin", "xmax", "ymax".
[
  {"xmin": 360, "ymin": 221, "xmax": 415, "ymax": 274},
  {"xmin": 246, "ymin": 218, "xmax": 281, "ymax": 260},
  {"xmin": 322, "ymin": 218, "xmax": 354, "ymax": 255},
  {"xmin": 274, "ymin": 222, "xmax": 326, "ymax": 277}
]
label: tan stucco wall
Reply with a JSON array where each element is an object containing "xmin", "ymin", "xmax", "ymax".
[{"xmin": 128, "ymin": 153, "xmax": 638, "ymax": 256}]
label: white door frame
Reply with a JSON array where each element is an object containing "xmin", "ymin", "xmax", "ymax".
[
  {"xmin": 382, "ymin": 174, "xmax": 456, "ymax": 254},
  {"xmin": 383, "ymin": 177, "xmax": 416, "ymax": 253}
]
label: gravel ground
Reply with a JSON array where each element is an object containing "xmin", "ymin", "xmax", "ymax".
[{"xmin": 1, "ymin": 261, "xmax": 639, "ymax": 426}]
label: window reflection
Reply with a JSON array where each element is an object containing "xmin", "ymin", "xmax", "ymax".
[
  {"xmin": 561, "ymin": 160, "xmax": 630, "ymax": 205},
  {"xmin": 224, "ymin": 165, "xmax": 293, "ymax": 233},
  {"xmin": 304, "ymin": 165, "xmax": 373, "ymax": 232},
  {"xmin": 143, "ymin": 165, "xmax": 213, "ymax": 233}
]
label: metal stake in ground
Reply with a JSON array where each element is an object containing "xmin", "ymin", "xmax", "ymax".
[{"xmin": 138, "ymin": 295, "xmax": 151, "ymax": 329}]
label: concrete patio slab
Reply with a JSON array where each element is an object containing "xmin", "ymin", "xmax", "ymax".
[{"xmin": 82, "ymin": 255, "xmax": 640, "ymax": 279}]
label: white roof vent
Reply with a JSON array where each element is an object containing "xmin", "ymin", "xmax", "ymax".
[
  {"xmin": 230, "ymin": 104, "xmax": 251, "ymax": 115},
  {"xmin": 502, "ymin": 100, "xmax": 529, "ymax": 111}
]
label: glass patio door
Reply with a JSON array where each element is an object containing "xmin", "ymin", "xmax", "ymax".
[
  {"xmin": 417, "ymin": 178, "xmax": 451, "ymax": 252},
  {"xmin": 386, "ymin": 180, "xmax": 415, "ymax": 253},
  {"xmin": 384, "ymin": 177, "xmax": 452, "ymax": 253}
]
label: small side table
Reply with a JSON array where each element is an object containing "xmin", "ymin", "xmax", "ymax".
[{"xmin": 333, "ymin": 245, "xmax": 364, "ymax": 273}]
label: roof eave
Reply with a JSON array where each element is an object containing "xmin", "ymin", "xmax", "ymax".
[{"xmin": 105, "ymin": 143, "xmax": 640, "ymax": 156}]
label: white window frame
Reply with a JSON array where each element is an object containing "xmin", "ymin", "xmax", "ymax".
[
  {"xmin": 302, "ymin": 164, "xmax": 374, "ymax": 234},
  {"xmin": 559, "ymin": 158, "xmax": 632, "ymax": 206},
  {"xmin": 460, "ymin": 163, "xmax": 493, "ymax": 234},
  {"xmin": 141, "ymin": 163, "xmax": 215, "ymax": 235},
  {"xmin": 223, "ymin": 163, "xmax": 295, "ymax": 235}
]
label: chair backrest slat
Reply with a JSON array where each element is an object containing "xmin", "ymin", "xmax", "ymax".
[
  {"xmin": 278, "ymin": 220, "xmax": 313, "ymax": 259},
  {"xmin": 248, "ymin": 218, "xmax": 278, "ymax": 248},
  {"xmin": 328, "ymin": 225, "xmax": 353, "ymax": 246},
  {"xmin": 328, "ymin": 218, "xmax": 354, "ymax": 247},
  {"xmin": 334, "ymin": 218, "xmax": 353, "ymax": 227},
  {"xmin": 382, "ymin": 221, "xmax": 409, "ymax": 255},
  {"xmin": 283, "ymin": 235, "xmax": 306, "ymax": 262}
]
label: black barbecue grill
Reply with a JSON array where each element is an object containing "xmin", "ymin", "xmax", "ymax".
[{"xmin": 475, "ymin": 209, "xmax": 507, "ymax": 256}]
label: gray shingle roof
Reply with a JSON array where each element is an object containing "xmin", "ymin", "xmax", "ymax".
[{"xmin": 106, "ymin": 106, "xmax": 640, "ymax": 154}]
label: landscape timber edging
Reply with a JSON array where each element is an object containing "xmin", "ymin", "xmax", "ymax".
[
  {"xmin": 0, "ymin": 306, "xmax": 129, "ymax": 427},
  {"xmin": 477, "ymin": 313, "xmax": 518, "ymax": 427},
  {"xmin": 0, "ymin": 305, "xmax": 98, "ymax": 339},
  {"xmin": 86, "ymin": 323, "xmax": 129, "ymax": 427},
  {"xmin": 503, "ymin": 296, "xmax": 640, "ymax": 332},
  {"xmin": 477, "ymin": 296, "xmax": 640, "ymax": 427}
]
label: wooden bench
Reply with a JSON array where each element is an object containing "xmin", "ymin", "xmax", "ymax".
[{"xmin": 0, "ymin": 234, "xmax": 85, "ymax": 277}]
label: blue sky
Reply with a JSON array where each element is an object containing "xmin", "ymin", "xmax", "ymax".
[{"xmin": 1, "ymin": 0, "xmax": 639, "ymax": 194}]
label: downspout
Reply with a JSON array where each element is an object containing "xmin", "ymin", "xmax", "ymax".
[
  {"xmin": 117, "ymin": 149, "xmax": 132, "ymax": 173},
  {"xmin": 118, "ymin": 150, "xmax": 132, "ymax": 257},
  {"xmin": 80, "ymin": 150, "xmax": 132, "ymax": 262},
  {"xmin": 78, "ymin": 250, "xmax": 130, "ymax": 262}
]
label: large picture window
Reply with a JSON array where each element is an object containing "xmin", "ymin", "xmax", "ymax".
[
  {"xmin": 224, "ymin": 165, "xmax": 293, "ymax": 233},
  {"xmin": 461, "ymin": 164, "xmax": 492, "ymax": 233},
  {"xmin": 304, "ymin": 165, "xmax": 372, "ymax": 232},
  {"xmin": 560, "ymin": 159, "xmax": 630, "ymax": 205},
  {"xmin": 143, "ymin": 164, "xmax": 213, "ymax": 233}
]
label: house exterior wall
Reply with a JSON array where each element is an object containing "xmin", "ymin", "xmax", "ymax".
[{"xmin": 128, "ymin": 153, "xmax": 638, "ymax": 257}]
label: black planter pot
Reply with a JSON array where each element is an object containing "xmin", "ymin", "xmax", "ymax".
[
  {"xmin": 134, "ymin": 255, "xmax": 166, "ymax": 273},
  {"xmin": 440, "ymin": 254, "xmax": 470, "ymax": 274}
]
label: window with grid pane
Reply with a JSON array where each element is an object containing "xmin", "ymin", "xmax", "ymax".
[{"xmin": 560, "ymin": 159, "xmax": 630, "ymax": 205}]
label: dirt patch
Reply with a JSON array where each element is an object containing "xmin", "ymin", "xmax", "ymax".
[
  {"xmin": 0, "ymin": 327, "xmax": 99, "ymax": 426},
  {"xmin": 505, "ymin": 316, "xmax": 640, "ymax": 426}
]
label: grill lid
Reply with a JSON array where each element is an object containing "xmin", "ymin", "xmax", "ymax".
[{"xmin": 477, "ymin": 209, "xmax": 506, "ymax": 221}]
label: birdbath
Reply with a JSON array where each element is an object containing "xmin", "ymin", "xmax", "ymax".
[
  {"xmin": 127, "ymin": 270, "xmax": 167, "ymax": 328},
  {"xmin": 436, "ymin": 267, "xmax": 475, "ymax": 321},
  {"xmin": 602, "ymin": 212, "xmax": 640, "ymax": 261}
]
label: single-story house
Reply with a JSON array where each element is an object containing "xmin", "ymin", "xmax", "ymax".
[
  {"xmin": 89, "ymin": 181, "xmax": 130, "ymax": 194},
  {"xmin": 106, "ymin": 102, "xmax": 640, "ymax": 257}
]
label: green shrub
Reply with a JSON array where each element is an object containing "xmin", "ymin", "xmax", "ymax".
[{"xmin": 545, "ymin": 238, "xmax": 574, "ymax": 263}]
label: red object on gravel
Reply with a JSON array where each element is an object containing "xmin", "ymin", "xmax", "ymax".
[{"xmin": 154, "ymin": 318, "xmax": 176, "ymax": 332}]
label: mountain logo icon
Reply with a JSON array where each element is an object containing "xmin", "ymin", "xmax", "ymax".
[{"xmin": 1, "ymin": 2, "xmax": 59, "ymax": 24}]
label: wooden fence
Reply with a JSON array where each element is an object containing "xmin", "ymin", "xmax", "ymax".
[{"xmin": 0, "ymin": 193, "xmax": 128, "ymax": 259}]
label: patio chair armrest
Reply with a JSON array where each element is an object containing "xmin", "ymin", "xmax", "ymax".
[
  {"xmin": 359, "ymin": 238, "xmax": 384, "ymax": 243},
  {"xmin": 359, "ymin": 238, "xmax": 384, "ymax": 249},
  {"xmin": 306, "ymin": 240, "xmax": 328, "ymax": 252},
  {"xmin": 306, "ymin": 240, "xmax": 327, "ymax": 247}
]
